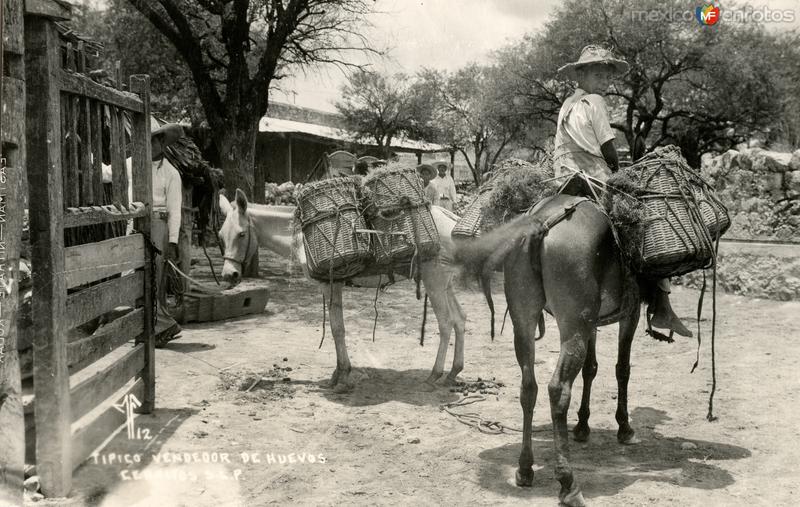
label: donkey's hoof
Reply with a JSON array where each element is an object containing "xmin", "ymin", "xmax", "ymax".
[
  {"xmin": 443, "ymin": 374, "xmax": 461, "ymax": 386},
  {"xmin": 617, "ymin": 427, "xmax": 640, "ymax": 445},
  {"xmin": 424, "ymin": 372, "xmax": 443, "ymax": 386},
  {"xmin": 560, "ymin": 482, "xmax": 586, "ymax": 507},
  {"xmin": 573, "ymin": 423, "xmax": 590, "ymax": 443},
  {"xmin": 515, "ymin": 468, "xmax": 534, "ymax": 487}
]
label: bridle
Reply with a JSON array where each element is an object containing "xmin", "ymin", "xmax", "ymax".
[{"xmin": 222, "ymin": 218, "xmax": 254, "ymax": 271}]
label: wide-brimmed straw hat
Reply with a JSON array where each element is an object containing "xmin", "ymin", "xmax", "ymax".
[
  {"xmin": 151, "ymin": 123, "xmax": 184, "ymax": 147},
  {"xmin": 416, "ymin": 163, "xmax": 436, "ymax": 179},
  {"xmin": 557, "ymin": 45, "xmax": 629, "ymax": 80},
  {"xmin": 432, "ymin": 161, "xmax": 450, "ymax": 171}
]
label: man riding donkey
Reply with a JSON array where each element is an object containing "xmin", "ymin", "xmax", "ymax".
[{"xmin": 553, "ymin": 44, "xmax": 691, "ymax": 337}]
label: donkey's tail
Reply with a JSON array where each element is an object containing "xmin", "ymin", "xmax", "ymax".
[{"xmin": 453, "ymin": 213, "xmax": 549, "ymax": 338}]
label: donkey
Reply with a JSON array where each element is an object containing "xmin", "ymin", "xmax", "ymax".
[
  {"xmin": 455, "ymin": 193, "xmax": 645, "ymax": 507},
  {"xmin": 217, "ymin": 189, "xmax": 467, "ymax": 393}
]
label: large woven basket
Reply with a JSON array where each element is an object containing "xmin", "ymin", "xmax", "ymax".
[
  {"xmin": 362, "ymin": 166, "xmax": 440, "ymax": 265},
  {"xmin": 296, "ymin": 178, "xmax": 371, "ymax": 280},
  {"xmin": 452, "ymin": 184, "xmax": 493, "ymax": 239},
  {"xmin": 620, "ymin": 146, "xmax": 729, "ymax": 277},
  {"xmin": 362, "ymin": 166, "xmax": 426, "ymax": 208},
  {"xmin": 368, "ymin": 205, "xmax": 440, "ymax": 264}
]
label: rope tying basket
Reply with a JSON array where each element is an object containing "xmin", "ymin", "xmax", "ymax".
[
  {"xmin": 363, "ymin": 165, "xmax": 440, "ymax": 265},
  {"xmin": 605, "ymin": 145, "xmax": 730, "ymax": 278},
  {"xmin": 296, "ymin": 177, "xmax": 371, "ymax": 280}
]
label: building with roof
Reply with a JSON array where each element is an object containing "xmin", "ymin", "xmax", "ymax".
[{"xmin": 255, "ymin": 102, "xmax": 451, "ymax": 183}]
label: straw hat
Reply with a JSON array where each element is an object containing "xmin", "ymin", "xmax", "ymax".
[
  {"xmin": 151, "ymin": 123, "xmax": 184, "ymax": 147},
  {"xmin": 432, "ymin": 161, "xmax": 450, "ymax": 172},
  {"xmin": 557, "ymin": 45, "xmax": 629, "ymax": 80},
  {"xmin": 416, "ymin": 163, "xmax": 436, "ymax": 179}
]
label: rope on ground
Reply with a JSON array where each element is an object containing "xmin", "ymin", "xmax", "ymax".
[
  {"xmin": 166, "ymin": 259, "xmax": 224, "ymax": 295},
  {"xmin": 440, "ymin": 395, "xmax": 524, "ymax": 435}
]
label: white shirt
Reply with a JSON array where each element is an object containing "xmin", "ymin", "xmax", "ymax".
[
  {"xmin": 102, "ymin": 156, "xmax": 182, "ymax": 242},
  {"xmin": 429, "ymin": 175, "xmax": 457, "ymax": 203},
  {"xmin": 152, "ymin": 157, "xmax": 183, "ymax": 243},
  {"xmin": 553, "ymin": 88, "xmax": 616, "ymax": 180}
]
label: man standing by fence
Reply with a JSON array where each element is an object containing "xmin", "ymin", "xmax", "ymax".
[{"xmin": 150, "ymin": 123, "xmax": 184, "ymax": 345}]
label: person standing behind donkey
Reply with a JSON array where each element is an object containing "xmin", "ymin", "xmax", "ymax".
[
  {"xmin": 555, "ymin": 44, "xmax": 691, "ymax": 337},
  {"xmin": 430, "ymin": 161, "xmax": 457, "ymax": 212}
]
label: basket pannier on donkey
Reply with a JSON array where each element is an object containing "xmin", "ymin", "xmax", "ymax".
[
  {"xmin": 604, "ymin": 145, "xmax": 730, "ymax": 278},
  {"xmin": 362, "ymin": 165, "xmax": 440, "ymax": 266},
  {"xmin": 451, "ymin": 158, "xmax": 558, "ymax": 241},
  {"xmin": 296, "ymin": 177, "xmax": 371, "ymax": 280}
]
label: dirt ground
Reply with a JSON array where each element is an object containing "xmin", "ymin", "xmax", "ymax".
[{"xmin": 58, "ymin": 246, "xmax": 800, "ymax": 507}]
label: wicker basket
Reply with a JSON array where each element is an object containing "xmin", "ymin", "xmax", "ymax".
[
  {"xmin": 362, "ymin": 166, "xmax": 426, "ymax": 208},
  {"xmin": 621, "ymin": 147, "xmax": 728, "ymax": 277},
  {"xmin": 369, "ymin": 205, "xmax": 440, "ymax": 264},
  {"xmin": 452, "ymin": 186, "xmax": 493, "ymax": 239},
  {"xmin": 362, "ymin": 166, "xmax": 440, "ymax": 265},
  {"xmin": 296, "ymin": 177, "xmax": 362, "ymax": 223},
  {"xmin": 296, "ymin": 178, "xmax": 371, "ymax": 280}
]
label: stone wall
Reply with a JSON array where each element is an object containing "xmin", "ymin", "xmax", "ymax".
[
  {"xmin": 677, "ymin": 147, "xmax": 800, "ymax": 301},
  {"xmin": 676, "ymin": 253, "xmax": 800, "ymax": 301},
  {"xmin": 700, "ymin": 148, "xmax": 800, "ymax": 239}
]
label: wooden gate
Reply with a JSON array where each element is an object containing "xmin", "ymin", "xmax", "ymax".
[{"xmin": 24, "ymin": 14, "xmax": 155, "ymax": 497}]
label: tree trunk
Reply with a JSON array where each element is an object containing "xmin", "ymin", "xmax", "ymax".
[{"xmin": 217, "ymin": 123, "xmax": 258, "ymax": 201}]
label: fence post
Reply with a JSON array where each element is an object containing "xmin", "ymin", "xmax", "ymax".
[
  {"xmin": 25, "ymin": 17, "xmax": 71, "ymax": 496},
  {"xmin": 129, "ymin": 74, "xmax": 155, "ymax": 413}
]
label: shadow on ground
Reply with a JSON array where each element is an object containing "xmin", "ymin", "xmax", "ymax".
[
  {"xmin": 476, "ymin": 407, "xmax": 751, "ymax": 500},
  {"xmin": 318, "ymin": 367, "xmax": 461, "ymax": 407}
]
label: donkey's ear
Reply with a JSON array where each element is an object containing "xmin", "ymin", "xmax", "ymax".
[
  {"xmin": 219, "ymin": 193, "xmax": 232, "ymax": 218},
  {"xmin": 235, "ymin": 188, "xmax": 248, "ymax": 214}
]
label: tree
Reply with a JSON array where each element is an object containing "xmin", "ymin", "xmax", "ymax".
[
  {"xmin": 122, "ymin": 0, "xmax": 376, "ymax": 198},
  {"xmin": 515, "ymin": 0, "xmax": 793, "ymax": 166},
  {"xmin": 335, "ymin": 70, "xmax": 437, "ymax": 159},
  {"xmin": 422, "ymin": 64, "xmax": 529, "ymax": 185},
  {"xmin": 70, "ymin": 0, "xmax": 203, "ymax": 123}
]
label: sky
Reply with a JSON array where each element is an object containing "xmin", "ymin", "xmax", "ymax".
[
  {"xmin": 273, "ymin": 0, "xmax": 560, "ymax": 112},
  {"xmin": 272, "ymin": 0, "xmax": 800, "ymax": 113}
]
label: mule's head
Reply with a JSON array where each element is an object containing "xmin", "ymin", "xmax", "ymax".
[{"xmin": 219, "ymin": 188, "xmax": 256, "ymax": 285}]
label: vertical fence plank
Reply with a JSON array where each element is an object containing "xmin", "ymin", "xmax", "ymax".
[
  {"xmin": 79, "ymin": 100, "xmax": 92, "ymax": 206},
  {"xmin": 129, "ymin": 75, "xmax": 154, "ymax": 413},
  {"xmin": 24, "ymin": 17, "xmax": 72, "ymax": 497},
  {"xmin": 91, "ymin": 102, "xmax": 103, "ymax": 203},
  {"xmin": 117, "ymin": 108, "xmax": 128, "ymax": 207},
  {"xmin": 69, "ymin": 95, "xmax": 80, "ymax": 207}
]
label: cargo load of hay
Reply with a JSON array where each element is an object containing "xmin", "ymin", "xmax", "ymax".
[
  {"xmin": 452, "ymin": 158, "xmax": 558, "ymax": 239},
  {"xmin": 604, "ymin": 145, "xmax": 730, "ymax": 278},
  {"xmin": 362, "ymin": 165, "xmax": 440, "ymax": 265},
  {"xmin": 296, "ymin": 177, "xmax": 371, "ymax": 280}
]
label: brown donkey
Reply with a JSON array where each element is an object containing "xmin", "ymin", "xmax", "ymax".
[{"xmin": 455, "ymin": 193, "xmax": 644, "ymax": 507}]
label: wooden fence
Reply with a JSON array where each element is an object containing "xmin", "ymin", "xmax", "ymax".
[{"xmin": 23, "ymin": 15, "xmax": 155, "ymax": 497}]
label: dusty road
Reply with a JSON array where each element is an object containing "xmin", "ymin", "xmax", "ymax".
[{"xmin": 60, "ymin": 248, "xmax": 800, "ymax": 507}]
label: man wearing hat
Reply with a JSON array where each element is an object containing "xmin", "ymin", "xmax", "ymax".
[
  {"xmin": 150, "ymin": 123, "xmax": 185, "ymax": 342},
  {"xmin": 417, "ymin": 163, "xmax": 438, "ymax": 205},
  {"xmin": 428, "ymin": 161, "xmax": 457, "ymax": 211},
  {"xmin": 555, "ymin": 45, "xmax": 692, "ymax": 338}
]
